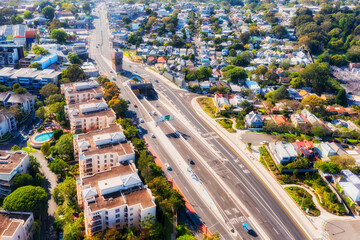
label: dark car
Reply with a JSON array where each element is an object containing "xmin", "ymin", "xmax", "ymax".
[{"xmin": 188, "ymin": 158, "xmax": 195, "ymax": 165}]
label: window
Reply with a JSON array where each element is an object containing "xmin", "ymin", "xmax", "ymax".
[
  {"xmin": 116, "ymin": 219, "xmax": 120, "ymax": 223},
  {"xmin": 130, "ymin": 208, "xmax": 133, "ymax": 211},
  {"xmin": 115, "ymin": 209, "xmax": 120, "ymax": 213},
  {"xmin": 104, "ymin": 160, "xmax": 107, "ymax": 163},
  {"xmin": 130, "ymin": 213, "xmax": 133, "ymax": 216},
  {"xmin": 110, "ymin": 154, "xmax": 113, "ymax": 158},
  {"xmin": 105, "ymin": 211, "xmax": 108, "ymax": 215},
  {"xmin": 97, "ymin": 161, "xmax": 100, "ymax": 164},
  {"xmin": 116, "ymin": 214, "xmax": 120, "ymax": 218},
  {"xmin": 130, "ymin": 218, "xmax": 133, "ymax": 221}
]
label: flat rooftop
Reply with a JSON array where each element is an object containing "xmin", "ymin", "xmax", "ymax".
[
  {"xmin": 0, "ymin": 211, "xmax": 32, "ymax": 237},
  {"xmin": 61, "ymin": 80, "xmax": 103, "ymax": 95},
  {"xmin": 0, "ymin": 151, "xmax": 27, "ymax": 174},
  {"xmin": 67, "ymin": 99, "xmax": 116, "ymax": 120}
]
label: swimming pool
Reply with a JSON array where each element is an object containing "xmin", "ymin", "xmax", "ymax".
[{"xmin": 34, "ymin": 132, "xmax": 53, "ymax": 142}]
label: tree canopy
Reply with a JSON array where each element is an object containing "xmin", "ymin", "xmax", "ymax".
[
  {"xmin": 3, "ymin": 186, "xmax": 47, "ymax": 218},
  {"xmin": 50, "ymin": 29, "xmax": 68, "ymax": 44},
  {"xmin": 40, "ymin": 83, "xmax": 59, "ymax": 98},
  {"xmin": 62, "ymin": 64, "xmax": 87, "ymax": 82},
  {"xmin": 42, "ymin": 6, "xmax": 55, "ymax": 20}
]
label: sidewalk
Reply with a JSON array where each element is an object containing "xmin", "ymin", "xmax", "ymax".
[{"xmin": 191, "ymin": 97, "xmax": 360, "ymax": 239}]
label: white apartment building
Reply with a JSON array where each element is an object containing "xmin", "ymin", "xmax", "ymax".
[
  {"xmin": 65, "ymin": 99, "xmax": 116, "ymax": 133},
  {"xmin": 77, "ymin": 164, "xmax": 156, "ymax": 236},
  {"xmin": 0, "ymin": 92, "xmax": 35, "ymax": 114},
  {"xmin": 0, "ymin": 211, "xmax": 34, "ymax": 240},
  {"xmin": 74, "ymin": 123, "xmax": 135, "ymax": 176},
  {"xmin": 61, "ymin": 80, "xmax": 104, "ymax": 105},
  {"xmin": 0, "ymin": 151, "xmax": 29, "ymax": 198},
  {"xmin": 0, "ymin": 110, "xmax": 16, "ymax": 137}
]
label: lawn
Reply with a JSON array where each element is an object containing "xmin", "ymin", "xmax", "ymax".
[
  {"xmin": 285, "ymin": 186, "xmax": 320, "ymax": 216},
  {"xmin": 216, "ymin": 119, "xmax": 236, "ymax": 133},
  {"xmin": 23, "ymin": 147, "xmax": 37, "ymax": 153},
  {"xmin": 197, "ymin": 97, "xmax": 218, "ymax": 118}
]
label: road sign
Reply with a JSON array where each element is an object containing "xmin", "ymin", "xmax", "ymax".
[{"xmin": 156, "ymin": 114, "xmax": 174, "ymax": 126}]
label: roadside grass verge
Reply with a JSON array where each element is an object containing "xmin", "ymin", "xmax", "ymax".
[
  {"xmin": 285, "ymin": 186, "xmax": 320, "ymax": 216},
  {"xmin": 197, "ymin": 97, "xmax": 218, "ymax": 118},
  {"xmin": 216, "ymin": 119, "xmax": 236, "ymax": 133}
]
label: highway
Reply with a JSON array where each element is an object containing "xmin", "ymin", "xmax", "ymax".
[
  {"xmin": 89, "ymin": 5, "xmax": 240, "ymax": 239},
  {"xmin": 89, "ymin": 4, "xmax": 308, "ymax": 240}
]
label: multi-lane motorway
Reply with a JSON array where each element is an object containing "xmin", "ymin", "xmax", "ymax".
[{"xmin": 89, "ymin": 4, "xmax": 309, "ymax": 240}]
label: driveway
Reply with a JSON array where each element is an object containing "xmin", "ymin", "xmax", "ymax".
[
  {"xmin": 238, "ymin": 131, "xmax": 276, "ymax": 146},
  {"xmin": 31, "ymin": 151, "xmax": 59, "ymax": 240}
]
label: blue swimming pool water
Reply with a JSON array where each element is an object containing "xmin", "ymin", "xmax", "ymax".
[{"xmin": 35, "ymin": 132, "xmax": 53, "ymax": 142}]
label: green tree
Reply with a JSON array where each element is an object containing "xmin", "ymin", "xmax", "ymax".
[
  {"xmin": 29, "ymin": 62, "xmax": 41, "ymax": 70},
  {"xmin": 41, "ymin": 142, "xmax": 51, "ymax": 156},
  {"xmin": 11, "ymin": 15, "xmax": 23, "ymax": 24},
  {"xmin": 42, "ymin": 6, "xmax": 55, "ymax": 20},
  {"xmin": 11, "ymin": 174, "xmax": 34, "ymax": 191},
  {"xmin": 266, "ymin": 86, "xmax": 289, "ymax": 101},
  {"xmin": 50, "ymin": 29, "xmax": 68, "ymax": 44},
  {"xmin": 196, "ymin": 66, "xmax": 212, "ymax": 81},
  {"xmin": 9, "ymin": 105, "xmax": 24, "ymax": 121},
  {"xmin": 23, "ymin": 10, "xmax": 33, "ymax": 19},
  {"xmin": 234, "ymin": 51, "xmax": 252, "ymax": 67},
  {"xmin": 44, "ymin": 94, "xmax": 64, "ymax": 106},
  {"xmin": 272, "ymin": 25, "xmax": 288, "ymax": 39},
  {"xmin": 35, "ymin": 106, "xmax": 46, "ymax": 120},
  {"xmin": 3, "ymin": 186, "xmax": 47, "ymax": 218},
  {"xmin": 32, "ymin": 46, "xmax": 49, "ymax": 55},
  {"xmin": 335, "ymin": 88, "xmax": 347, "ymax": 106},
  {"xmin": 108, "ymin": 97, "xmax": 128, "ymax": 118},
  {"xmin": 11, "ymin": 145, "xmax": 20, "ymax": 151},
  {"xmin": 67, "ymin": 52, "xmax": 81, "ymax": 64},
  {"xmin": 53, "ymin": 129, "xmax": 63, "ymax": 140},
  {"xmin": 13, "ymin": 83, "xmax": 27, "ymax": 94},
  {"xmin": 53, "ymin": 134, "xmax": 74, "ymax": 161},
  {"xmin": 40, "ymin": 83, "xmax": 59, "ymax": 98},
  {"xmin": 223, "ymin": 66, "xmax": 247, "ymax": 83},
  {"xmin": 300, "ymin": 62, "xmax": 330, "ymax": 95},
  {"xmin": 49, "ymin": 158, "xmax": 69, "ymax": 178},
  {"xmin": 62, "ymin": 64, "xmax": 87, "ymax": 82},
  {"xmin": 329, "ymin": 155, "xmax": 355, "ymax": 169}
]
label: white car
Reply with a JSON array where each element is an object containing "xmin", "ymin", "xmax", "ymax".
[{"xmin": 260, "ymin": 141, "xmax": 268, "ymax": 145}]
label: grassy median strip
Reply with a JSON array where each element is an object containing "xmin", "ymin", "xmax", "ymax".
[
  {"xmin": 285, "ymin": 186, "xmax": 320, "ymax": 216},
  {"xmin": 216, "ymin": 119, "xmax": 236, "ymax": 133},
  {"xmin": 197, "ymin": 97, "xmax": 218, "ymax": 118}
]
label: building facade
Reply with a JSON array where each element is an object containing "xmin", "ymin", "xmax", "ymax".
[
  {"xmin": 61, "ymin": 80, "xmax": 104, "ymax": 105},
  {"xmin": 0, "ymin": 151, "xmax": 29, "ymax": 199},
  {"xmin": 0, "ymin": 211, "xmax": 34, "ymax": 240},
  {"xmin": 0, "ymin": 110, "xmax": 16, "ymax": 137}
]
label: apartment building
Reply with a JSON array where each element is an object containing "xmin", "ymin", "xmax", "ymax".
[
  {"xmin": 0, "ymin": 211, "xmax": 34, "ymax": 240},
  {"xmin": 61, "ymin": 80, "xmax": 104, "ymax": 105},
  {"xmin": 0, "ymin": 67, "xmax": 61, "ymax": 93},
  {"xmin": 74, "ymin": 123, "xmax": 135, "ymax": 176},
  {"xmin": 65, "ymin": 99, "xmax": 116, "ymax": 133},
  {"xmin": 0, "ymin": 92, "xmax": 35, "ymax": 114},
  {"xmin": 0, "ymin": 110, "xmax": 16, "ymax": 137},
  {"xmin": 77, "ymin": 164, "xmax": 156, "ymax": 236},
  {"xmin": 0, "ymin": 42, "xmax": 24, "ymax": 65},
  {"xmin": 0, "ymin": 151, "xmax": 29, "ymax": 199}
]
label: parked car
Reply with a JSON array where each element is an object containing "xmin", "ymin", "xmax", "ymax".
[
  {"xmin": 188, "ymin": 158, "xmax": 195, "ymax": 165},
  {"xmin": 151, "ymin": 133, "xmax": 156, "ymax": 138},
  {"xmin": 134, "ymin": 104, "xmax": 138, "ymax": 108},
  {"xmin": 165, "ymin": 163, "xmax": 172, "ymax": 170},
  {"xmin": 152, "ymin": 111, "xmax": 157, "ymax": 116},
  {"xmin": 139, "ymin": 118, "xmax": 144, "ymax": 123},
  {"xmin": 243, "ymin": 223, "xmax": 253, "ymax": 234}
]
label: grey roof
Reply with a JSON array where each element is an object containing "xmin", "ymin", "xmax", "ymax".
[
  {"xmin": 0, "ymin": 109, "xmax": 13, "ymax": 122},
  {"xmin": 7, "ymin": 92, "xmax": 33, "ymax": 104}
]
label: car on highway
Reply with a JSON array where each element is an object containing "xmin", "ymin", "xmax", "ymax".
[
  {"xmin": 155, "ymin": 104, "xmax": 159, "ymax": 108},
  {"xmin": 152, "ymin": 111, "xmax": 157, "ymax": 116},
  {"xmin": 188, "ymin": 158, "xmax": 195, "ymax": 165},
  {"xmin": 243, "ymin": 223, "xmax": 253, "ymax": 234},
  {"xmin": 164, "ymin": 163, "xmax": 172, "ymax": 170},
  {"xmin": 155, "ymin": 80, "xmax": 159, "ymax": 83},
  {"xmin": 151, "ymin": 133, "xmax": 155, "ymax": 138},
  {"xmin": 139, "ymin": 118, "xmax": 144, "ymax": 123},
  {"xmin": 134, "ymin": 104, "xmax": 138, "ymax": 108}
]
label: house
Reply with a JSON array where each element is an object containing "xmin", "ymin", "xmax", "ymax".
[
  {"xmin": 317, "ymin": 142, "xmax": 337, "ymax": 158},
  {"xmin": 245, "ymin": 111, "xmax": 263, "ymax": 130},
  {"xmin": 0, "ymin": 211, "xmax": 34, "ymax": 240},
  {"xmin": 245, "ymin": 80, "xmax": 261, "ymax": 94},
  {"xmin": 77, "ymin": 164, "xmax": 156, "ymax": 236},
  {"xmin": 200, "ymin": 81, "xmax": 211, "ymax": 91},
  {"xmin": 0, "ymin": 92, "xmax": 35, "ymax": 114},
  {"xmin": 278, "ymin": 77, "xmax": 290, "ymax": 85},
  {"xmin": 288, "ymin": 88, "xmax": 302, "ymax": 101},
  {"xmin": 295, "ymin": 140, "xmax": 315, "ymax": 159},
  {"xmin": 339, "ymin": 170, "xmax": 360, "ymax": 203},
  {"xmin": 147, "ymin": 56, "xmax": 157, "ymax": 65},
  {"xmin": 299, "ymin": 89, "xmax": 310, "ymax": 99},
  {"xmin": 0, "ymin": 110, "xmax": 16, "ymax": 137},
  {"xmin": 301, "ymin": 109, "xmax": 322, "ymax": 126},
  {"xmin": 326, "ymin": 106, "xmax": 348, "ymax": 115},
  {"xmin": 269, "ymin": 142, "xmax": 298, "ymax": 165},
  {"xmin": 214, "ymin": 94, "xmax": 230, "ymax": 110},
  {"xmin": 290, "ymin": 113, "xmax": 307, "ymax": 128},
  {"xmin": 0, "ymin": 151, "xmax": 29, "ymax": 198},
  {"xmin": 61, "ymin": 80, "xmax": 103, "ymax": 105},
  {"xmin": 271, "ymin": 115, "xmax": 289, "ymax": 126},
  {"xmin": 157, "ymin": 56, "xmax": 167, "ymax": 64},
  {"xmin": 65, "ymin": 99, "xmax": 116, "ymax": 133}
]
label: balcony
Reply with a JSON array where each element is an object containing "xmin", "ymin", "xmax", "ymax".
[
  {"xmin": 89, "ymin": 220, "xmax": 102, "ymax": 228},
  {"xmin": 92, "ymin": 215, "xmax": 101, "ymax": 221}
]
